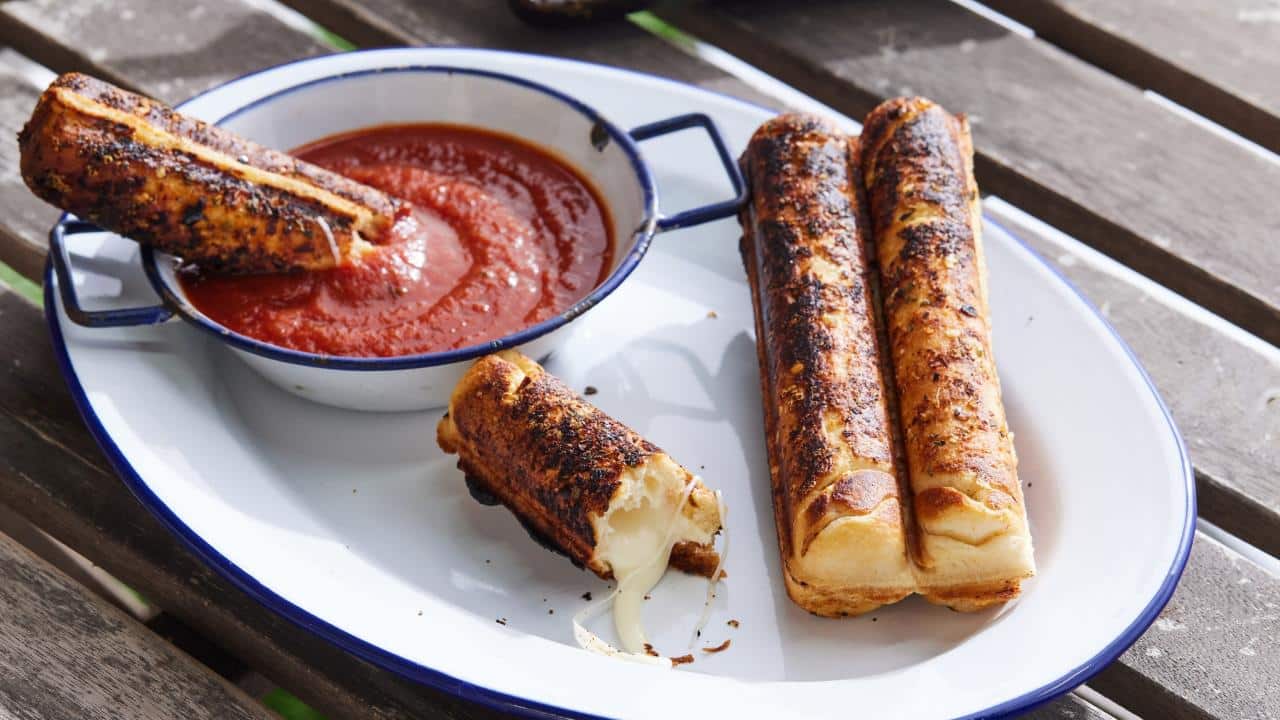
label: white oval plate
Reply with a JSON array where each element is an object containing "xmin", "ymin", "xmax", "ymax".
[{"xmin": 45, "ymin": 49, "xmax": 1193, "ymax": 719}]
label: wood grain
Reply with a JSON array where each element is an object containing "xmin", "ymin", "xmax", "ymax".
[
  {"xmin": 0, "ymin": 529, "xmax": 272, "ymax": 719},
  {"xmin": 1092, "ymin": 533, "xmax": 1280, "ymax": 719},
  {"xmin": 0, "ymin": 58, "xmax": 57, "ymax": 281},
  {"xmin": 276, "ymin": 0, "xmax": 778, "ymax": 107},
  {"xmin": 656, "ymin": 0, "xmax": 1280, "ymax": 349},
  {"xmin": 0, "ymin": 0, "xmax": 330, "ymax": 104},
  {"xmin": 982, "ymin": 0, "xmax": 1280, "ymax": 154}
]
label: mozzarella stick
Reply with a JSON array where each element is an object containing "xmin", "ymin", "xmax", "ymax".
[
  {"xmin": 19, "ymin": 73, "xmax": 400, "ymax": 273},
  {"xmin": 739, "ymin": 113, "xmax": 915, "ymax": 617},
  {"xmin": 859, "ymin": 97, "xmax": 1035, "ymax": 611},
  {"xmin": 437, "ymin": 350, "xmax": 723, "ymax": 653}
]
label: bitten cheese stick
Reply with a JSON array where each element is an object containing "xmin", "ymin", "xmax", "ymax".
[
  {"xmin": 739, "ymin": 113, "xmax": 915, "ymax": 617},
  {"xmin": 19, "ymin": 73, "xmax": 400, "ymax": 273},
  {"xmin": 437, "ymin": 351, "xmax": 723, "ymax": 656},
  {"xmin": 859, "ymin": 97, "xmax": 1035, "ymax": 611}
]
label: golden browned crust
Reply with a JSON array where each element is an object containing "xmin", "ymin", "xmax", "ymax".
[
  {"xmin": 436, "ymin": 351, "xmax": 720, "ymax": 579},
  {"xmin": 18, "ymin": 73, "xmax": 400, "ymax": 274},
  {"xmin": 860, "ymin": 97, "xmax": 1035, "ymax": 611},
  {"xmin": 738, "ymin": 113, "xmax": 914, "ymax": 617}
]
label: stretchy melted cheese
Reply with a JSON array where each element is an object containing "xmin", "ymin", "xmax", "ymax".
[{"xmin": 437, "ymin": 350, "xmax": 725, "ymax": 659}]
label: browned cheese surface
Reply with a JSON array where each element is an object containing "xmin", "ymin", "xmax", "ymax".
[
  {"xmin": 860, "ymin": 97, "xmax": 1029, "ymax": 596},
  {"xmin": 739, "ymin": 113, "xmax": 912, "ymax": 614},
  {"xmin": 18, "ymin": 73, "xmax": 399, "ymax": 273}
]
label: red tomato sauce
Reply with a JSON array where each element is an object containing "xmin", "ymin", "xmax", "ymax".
[{"xmin": 179, "ymin": 124, "xmax": 614, "ymax": 356}]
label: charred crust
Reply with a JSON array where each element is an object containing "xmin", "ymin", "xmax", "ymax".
[
  {"xmin": 19, "ymin": 73, "xmax": 401, "ymax": 273},
  {"xmin": 739, "ymin": 113, "xmax": 900, "ymax": 541},
  {"xmin": 440, "ymin": 355, "xmax": 663, "ymax": 579},
  {"xmin": 859, "ymin": 97, "xmax": 1025, "ymax": 529}
]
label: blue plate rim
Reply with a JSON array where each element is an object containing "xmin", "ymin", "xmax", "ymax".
[{"xmin": 41, "ymin": 46, "xmax": 1196, "ymax": 720}]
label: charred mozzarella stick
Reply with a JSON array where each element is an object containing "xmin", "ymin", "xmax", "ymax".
[
  {"xmin": 738, "ymin": 114, "xmax": 914, "ymax": 617},
  {"xmin": 437, "ymin": 350, "xmax": 723, "ymax": 654},
  {"xmin": 19, "ymin": 73, "xmax": 401, "ymax": 274},
  {"xmin": 860, "ymin": 97, "xmax": 1035, "ymax": 611}
]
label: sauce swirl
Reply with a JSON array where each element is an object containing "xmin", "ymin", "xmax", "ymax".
[{"xmin": 179, "ymin": 124, "xmax": 613, "ymax": 356}]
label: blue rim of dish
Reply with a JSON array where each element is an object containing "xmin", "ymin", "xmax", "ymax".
[
  {"xmin": 41, "ymin": 47, "xmax": 1196, "ymax": 720},
  {"xmin": 55, "ymin": 63, "xmax": 745, "ymax": 369}
]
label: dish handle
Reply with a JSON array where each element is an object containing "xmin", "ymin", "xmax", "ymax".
[
  {"xmin": 629, "ymin": 113, "xmax": 747, "ymax": 232},
  {"xmin": 49, "ymin": 220, "xmax": 174, "ymax": 328}
]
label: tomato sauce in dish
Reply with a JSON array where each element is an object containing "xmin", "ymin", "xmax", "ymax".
[{"xmin": 179, "ymin": 124, "xmax": 614, "ymax": 356}]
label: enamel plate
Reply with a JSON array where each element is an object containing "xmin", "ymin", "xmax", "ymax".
[{"xmin": 45, "ymin": 48, "xmax": 1193, "ymax": 719}]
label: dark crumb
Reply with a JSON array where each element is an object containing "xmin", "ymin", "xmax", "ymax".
[
  {"xmin": 727, "ymin": 619, "xmax": 740, "ymax": 628},
  {"xmin": 548, "ymin": 609, "xmax": 555, "ymax": 615},
  {"xmin": 351, "ymin": 489, "xmax": 357, "ymax": 494},
  {"xmin": 1027, "ymin": 482, "xmax": 1033, "ymax": 488},
  {"xmin": 643, "ymin": 594, "xmax": 652, "ymax": 601},
  {"xmin": 485, "ymin": 559, "xmax": 491, "ymax": 564},
  {"xmin": 496, "ymin": 618, "xmax": 507, "ymax": 625},
  {"xmin": 706, "ymin": 310, "xmax": 718, "ymax": 319},
  {"xmin": 417, "ymin": 611, "xmax": 423, "ymax": 616},
  {"xmin": 293, "ymin": 384, "xmax": 305, "ymax": 391},
  {"xmin": 581, "ymin": 592, "xmax": 593, "ymax": 601},
  {"xmin": 700, "ymin": 465, "xmax": 705, "ymax": 470},
  {"xmin": 871, "ymin": 617, "xmax": 878, "ymax": 622},
  {"xmin": 643, "ymin": 643, "xmax": 658, "ymax": 657},
  {"xmin": 670, "ymin": 654, "xmax": 695, "ymax": 666},
  {"xmin": 702, "ymin": 639, "xmax": 731, "ymax": 654},
  {"xmin": 1026, "ymin": 316, "xmax": 1034, "ymax": 326},
  {"xmin": 583, "ymin": 385, "xmax": 598, "ymax": 396},
  {"xmin": 542, "ymin": 598, "xmax": 547, "ymax": 602},
  {"xmin": 695, "ymin": 630, "xmax": 701, "ymax": 638}
]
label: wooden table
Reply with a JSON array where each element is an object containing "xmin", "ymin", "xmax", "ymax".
[{"xmin": 0, "ymin": 1, "xmax": 1276, "ymax": 717}]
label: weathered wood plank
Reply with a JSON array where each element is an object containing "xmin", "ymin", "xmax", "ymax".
[
  {"xmin": 656, "ymin": 0, "xmax": 1280, "ymax": 349},
  {"xmin": 0, "ymin": 501, "xmax": 155, "ymax": 620},
  {"xmin": 0, "ymin": 0, "xmax": 330, "ymax": 105},
  {"xmin": 0, "ymin": 529, "xmax": 272, "ymax": 720},
  {"xmin": 0, "ymin": 53, "xmax": 57, "ymax": 281},
  {"xmin": 987, "ymin": 199, "xmax": 1280, "ymax": 559},
  {"xmin": 277, "ymin": 0, "xmax": 777, "ymax": 107},
  {"xmin": 1092, "ymin": 532, "xmax": 1280, "ymax": 719},
  {"xmin": 982, "ymin": 0, "xmax": 1280, "ymax": 155}
]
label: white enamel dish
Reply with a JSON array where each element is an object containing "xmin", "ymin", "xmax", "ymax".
[
  {"xmin": 44, "ymin": 48, "xmax": 1194, "ymax": 719},
  {"xmin": 49, "ymin": 65, "xmax": 745, "ymax": 412}
]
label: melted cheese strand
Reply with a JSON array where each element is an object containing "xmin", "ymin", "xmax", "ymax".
[
  {"xmin": 571, "ymin": 588, "xmax": 670, "ymax": 668},
  {"xmin": 314, "ymin": 216, "xmax": 341, "ymax": 266},
  {"xmin": 572, "ymin": 476, "xmax": 700, "ymax": 666},
  {"xmin": 689, "ymin": 490, "xmax": 729, "ymax": 648}
]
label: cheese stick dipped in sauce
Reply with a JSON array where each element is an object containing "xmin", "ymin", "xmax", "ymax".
[
  {"xmin": 738, "ymin": 113, "xmax": 915, "ymax": 617},
  {"xmin": 19, "ymin": 73, "xmax": 401, "ymax": 274},
  {"xmin": 437, "ymin": 351, "xmax": 726, "ymax": 661},
  {"xmin": 859, "ymin": 97, "xmax": 1035, "ymax": 611}
]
